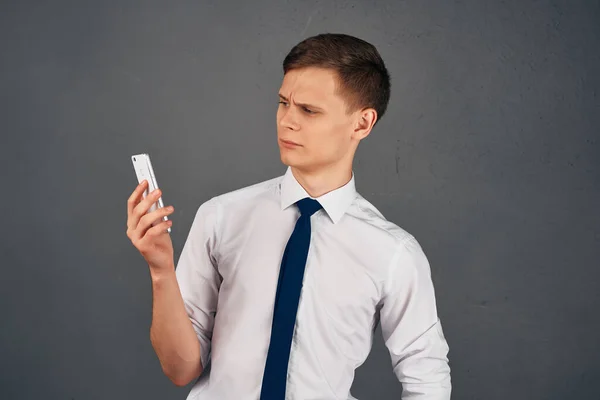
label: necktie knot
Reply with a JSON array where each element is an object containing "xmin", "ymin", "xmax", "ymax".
[{"xmin": 296, "ymin": 197, "xmax": 322, "ymax": 218}]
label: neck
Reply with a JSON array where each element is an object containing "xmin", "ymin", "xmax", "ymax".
[{"xmin": 290, "ymin": 163, "xmax": 353, "ymax": 198}]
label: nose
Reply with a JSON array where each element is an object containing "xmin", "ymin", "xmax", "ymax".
[{"xmin": 278, "ymin": 105, "xmax": 300, "ymax": 131}]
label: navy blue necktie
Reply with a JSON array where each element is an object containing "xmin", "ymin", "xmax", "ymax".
[{"xmin": 259, "ymin": 197, "xmax": 323, "ymax": 400}]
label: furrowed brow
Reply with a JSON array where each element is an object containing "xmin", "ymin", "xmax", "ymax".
[{"xmin": 278, "ymin": 94, "xmax": 324, "ymax": 111}]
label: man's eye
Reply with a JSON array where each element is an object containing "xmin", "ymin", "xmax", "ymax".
[{"xmin": 278, "ymin": 101, "xmax": 314, "ymax": 114}]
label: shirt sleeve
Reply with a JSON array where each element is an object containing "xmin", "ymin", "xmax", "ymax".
[
  {"xmin": 175, "ymin": 196, "xmax": 223, "ymax": 370},
  {"xmin": 378, "ymin": 235, "xmax": 452, "ymax": 399}
]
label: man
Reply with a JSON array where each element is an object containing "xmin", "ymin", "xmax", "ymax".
[{"xmin": 126, "ymin": 33, "xmax": 451, "ymax": 399}]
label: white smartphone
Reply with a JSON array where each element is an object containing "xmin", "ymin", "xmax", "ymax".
[{"xmin": 131, "ymin": 153, "xmax": 171, "ymax": 233}]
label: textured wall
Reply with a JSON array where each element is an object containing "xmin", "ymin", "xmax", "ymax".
[{"xmin": 1, "ymin": 1, "xmax": 598, "ymax": 399}]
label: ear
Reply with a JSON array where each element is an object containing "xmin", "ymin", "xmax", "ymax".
[{"xmin": 353, "ymin": 108, "xmax": 378, "ymax": 140}]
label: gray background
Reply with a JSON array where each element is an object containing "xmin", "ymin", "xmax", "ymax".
[{"xmin": 1, "ymin": 0, "xmax": 599, "ymax": 399}]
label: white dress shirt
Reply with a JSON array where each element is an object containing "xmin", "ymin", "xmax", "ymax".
[{"xmin": 175, "ymin": 166, "xmax": 451, "ymax": 400}]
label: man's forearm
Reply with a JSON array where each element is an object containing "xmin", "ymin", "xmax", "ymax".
[{"xmin": 149, "ymin": 265, "xmax": 202, "ymax": 386}]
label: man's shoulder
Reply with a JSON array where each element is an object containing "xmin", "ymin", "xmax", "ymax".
[
  {"xmin": 208, "ymin": 172, "xmax": 283, "ymax": 210},
  {"xmin": 351, "ymin": 192, "xmax": 415, "ymax": 245},
  {"xmin": 192, "ymin": 172, "xmax": 282, "ymax": 226}
]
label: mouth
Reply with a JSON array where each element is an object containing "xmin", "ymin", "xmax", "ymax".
[{"xmin": 280, "ymin": 139, "xmax": 301, "ymax": 146}]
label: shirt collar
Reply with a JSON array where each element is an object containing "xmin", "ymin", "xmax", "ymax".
[{"xmin": 279, "ymin": 166, "xmax": 357, "ymax": 224}]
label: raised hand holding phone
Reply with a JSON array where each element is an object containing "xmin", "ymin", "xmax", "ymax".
[
  {"xmin": 127, "ymin": 154, "xmax": 176, "ymax": 273},
  {"xmin": 131, "ymin": 153, "xmax": 171, "ymax": 232}
]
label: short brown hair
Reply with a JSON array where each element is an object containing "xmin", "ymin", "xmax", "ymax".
[{"xmin": 283, "ymin": 33, "xmax": 391, "ymax": 125}]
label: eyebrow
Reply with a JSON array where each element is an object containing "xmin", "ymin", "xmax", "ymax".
[{"xmin": 278, "ymin": 94, "xmax": 324, "ymax": 112}]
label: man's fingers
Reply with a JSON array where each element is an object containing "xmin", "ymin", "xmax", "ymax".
[{"xmin": 127, "ymin": 180, "xmax": 148, "ymax": 217}]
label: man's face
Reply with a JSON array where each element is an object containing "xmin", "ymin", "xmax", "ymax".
[{"xmin": 276, "ymin": 67, "xmax": 359, "ymax": 173}]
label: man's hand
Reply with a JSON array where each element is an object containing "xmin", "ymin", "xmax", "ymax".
[{"xmin": 126, "ymin": 179, "xmax": 176, "ymax": 273}]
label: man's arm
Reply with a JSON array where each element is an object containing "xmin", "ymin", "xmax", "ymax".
[
  {"xmin": 150, "ymin": 266, "xmax": 203, "ymax": 386},
  {"xmin": 152, "ymin": 197, "xmax": 223, "ymax": 386},
  {"xmin": 378, "ymin": 236, "xmax": 451, "ymax": 399}
]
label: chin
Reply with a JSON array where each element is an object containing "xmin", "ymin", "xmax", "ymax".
[
  {"xmin": 279, "ymin": 153, "xmax": 302, "ymax": 168},
  {"xmin": 279, "ymin": 153, "xmax": 292, "ymax": 166}
]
